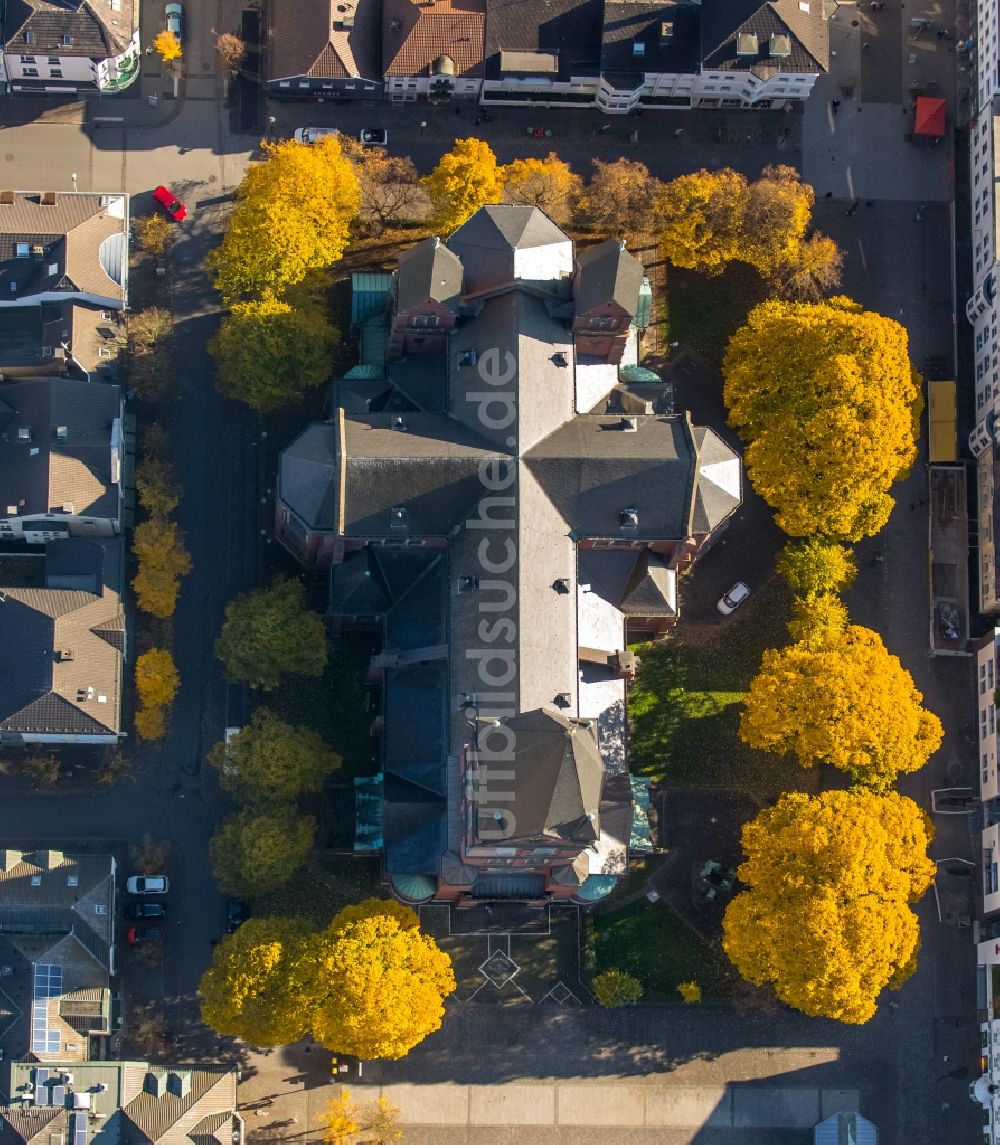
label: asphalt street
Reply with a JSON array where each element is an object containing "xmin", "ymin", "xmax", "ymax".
[{"xmin": 0, "ymin": 0, "xmax": 981, "ymax": 1137}]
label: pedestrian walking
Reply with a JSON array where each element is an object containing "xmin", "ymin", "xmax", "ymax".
[
  {"xmin": 936, "ymin": 28, "xmax": 946, "ymax": 39},
  {"xmin": 824, "ymin": 190, "xmax": 833, "ymax": 199},
  {"xmin": 831, "ymin": 98, "xmax": 841, "ymax": 113}
]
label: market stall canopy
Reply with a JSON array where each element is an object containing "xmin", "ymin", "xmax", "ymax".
[{"xmin": 914, "ymin": 96, "xmax": 946, "ymax": 137}]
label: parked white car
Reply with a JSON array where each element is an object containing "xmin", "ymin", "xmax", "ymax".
[
  {"xmin": 717, "ymin": 582, "xmax": 750, "ymax": 616},
  {"xmin": 294, "ymin": 127, "xmax": 338, "ymax": 144},
  {"xmin": 126, "ymin": 875, "xmax": 169, "ymax": 894}
]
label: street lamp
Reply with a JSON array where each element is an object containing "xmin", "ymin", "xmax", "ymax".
[
  {"xmin": 70, "ymin": 172, "xmax": 77, "ymax": 191},
  {"xmin": 267, "ymin": 115, "xmax": 276, "ymax": 140}
]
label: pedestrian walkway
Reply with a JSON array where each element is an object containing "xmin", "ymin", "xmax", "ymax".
[{"xmin": 329, "ymin": 1081, "xmax": 859, "ymax": 1133}]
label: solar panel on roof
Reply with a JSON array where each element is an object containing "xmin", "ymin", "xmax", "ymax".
[{"xmin": 30, "ymin": 965, "xmax": 64, "ymax": 1053}]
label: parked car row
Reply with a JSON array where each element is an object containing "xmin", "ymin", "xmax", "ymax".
[
  {"xmin": 294, "ymin": 126, "xmax": 388, "ymax": 147},
  {"xmin": 124, "ymin": 874, "xmax": 169, "ymax": 946}
]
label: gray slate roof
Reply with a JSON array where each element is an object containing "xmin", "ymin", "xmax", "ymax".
[
  {"xmin": 701, "ymin": 0, "xmax": 828, "ymax": 74},
  {"xmin": 474, "ymin": 709, "xmax": 605, "ymax": 844},
  {"xmin": 396, "ymin": 237, "xmax": 464, "ymax": 313},
  {"xmin": 525, "ymin": 414, "xmax": 696, "ymax": 539},
  {"xmin": 0, "ymin": 377, "xmax": 122, "ymax": 520},
  {"xmin": 574, "ymin": 239, "xmax": 644, "ymax": 316},
  {"xmin": 447, "ymin": 204, "xmax": 571, "ymax": 294}
]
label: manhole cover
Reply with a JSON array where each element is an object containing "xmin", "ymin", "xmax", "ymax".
[{"xmin": 479, "ymin": 949, "xmax": 519, "ymax": 987}]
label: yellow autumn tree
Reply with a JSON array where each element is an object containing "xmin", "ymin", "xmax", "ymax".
[
  {"xmin": 423, "ymin": 138, "xmax": 503, "ymax": 232},
  {"xmin": 723, "ymin": 790, "xmax": 935, "ymax": 1024},
  {"xmin": 740, "ymin": 164, "xmax": 813, "ymax": 275},
  {"xmin": 134, "ymin": 705, "xmax": 166, "ymax": 741},
  {"xmin": 132, "ymin": 519, "xmax": 192, "ymax": 619},
  {"xmin": 208, "ymin": 136, "xmax": 361, "ymax": 304},
  {"xmin": 775, "ymin": 537, "xmax": 857, "ymax": 599},
  {"xmin": 655, "ymin": 167, "xmax": 751, "ymax": 275},
  {"xmin": 301, "ymin": 899, "xmax": 455, "ymax": 1059},
  {"xmin": 740, "ymin": 624, "xmax": 943, "ymax": 789},
  {"xmin": 785, "ymin": 592, "xmax": 849, "ymax": 646},
  {"xmin": 501, "ymin": 152, "xmax": 582, "ymax": 224},
  {"xmin": 723, "ymin": 298, "xmax": 921, "ymax": 540},
  {"xmin": 199, "ymin": 917, "xmax": 314, "ymax": 1046},
  {"xmin": 321, "ymin": 1092, "xmax": 359, "ymax": 1145},
  {"xmin": 135, "ymin": 648, "xmax": 180, "ymax": 709},
  {"xmin": 152, "ymin": 30, "xmax": 182, "ymax": 61}
]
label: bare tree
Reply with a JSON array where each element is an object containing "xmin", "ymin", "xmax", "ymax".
[
  {"xmin": 129, "ymin": 833, "xmax": 172, "ymax": 874},
  {"xmin": 216, "ymin": 33, "xmax": 246, "ymax": 74}
]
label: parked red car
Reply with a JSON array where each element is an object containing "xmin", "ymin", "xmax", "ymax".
[
  {"xmin": 127, "ymin": 927, "xmax": 164, "ymax": 945},
  {"xmin": 152, "ymin": 185, "xmax": 187, "ymax": 221}
]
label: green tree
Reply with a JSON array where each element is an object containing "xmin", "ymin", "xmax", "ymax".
[
  {"xmin": 775, "ymin": 537, "xmax": 857, "ymax": 598},
  {"xmin": 299, "ymin": 899, "xmax": 456, "ymax": 1059},
  {"xmin": 655, "ymin": 168, "xmax": 751, "ymax": 275},
  {"xmin": 723, "ymin": 298, "xmax": 921, "ymax": 540},
  {"xmin": 208, "ymin": 707, "xmax": 340, "ymax": 804},
  {"xmin": 215, "ymin": 577, "xmax": 327, "ymax": 690},
  {"xmin": 740, "ymin": 624, "xmax": 944, "ymax": 790},
  {"xmin": 209, "ymin": 297, "xmax": 338, "ymax": 411},
  {"xmin": 208, "ymin": 137, "xmax": 361, "ymax": 304},
  {"xmin": 723, "ymin": 790, "xmax": 935, "ymax": 1024},
  {"xmin": 785, "ymin": 593, "xmax": 849, "ymax": 646},
  {"xmin": 199, "ymin": 917, "xmax": 314, "ymax": 1046},
  {"xmin": 423, "ymin": 138, "xmax": 503, "ymax": 232},
  {"xmin": 210, "ymin": 805, "xmax": 316, "ymax": 897},
  {"xmin": 592, "ymin": 969, "xmax": 643, "ymax": 1007}
]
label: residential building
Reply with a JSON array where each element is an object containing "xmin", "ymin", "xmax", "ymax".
[
  {"xmin": 0, "ymin": 191, "xmax": 129, "ymax": 314},
  {"xmin": 0, "ymin": 377, "xmax": 124, "ymax": 542},
  {"xmin": 0, "ymin": 536, "xmax": 126, "ymax": 743},
  {"xmin": 0, "ymin": 1060, "xmax": 242, "ymax": 1145},
  {"xmin": 966, "ymin": 0, "xmax": 1000, "ymax": 613},
  {"xmin": 383, "ymin": 0, "xmax": 486, "ymax": 103},
  {"xmin": 481, "ymin": 0, "xmax": 603, "ymax": 107},
  {"xmin": 0, "ymin": 303, "xmax": 122, "ymax": 380},
  {"xmin": 597, "ymin": 1, "xmax": 701, "ymax": 114},
  {"xmin": 0, "ymin": 848, "xmax": 115, "ymax": 1060},
  {"xmin": 694, "ymin": 0, "xmax": 828, "ymax": 109},
  {"xmin": 277, "ymin": 206, "xmax": 740, "ymax": 905},
  {"xmin": 2, "ymin": 0, "xmax": 140, "ymax": 95},
  {"xmin": 265, "ymin": 0, "xmax": 382, "ymax": 101}
]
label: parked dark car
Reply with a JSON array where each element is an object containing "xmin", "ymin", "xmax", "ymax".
[
  {"xmin": 126, "ymin": 902, "xmax": 166, "ymax": 921},
  {"xmin": 226, "ymin": 900, "xmax": 247, "ymax": 933},
  {"xmin": 126, "ymin": 927, "xmax": 164, "ymax": 945}
]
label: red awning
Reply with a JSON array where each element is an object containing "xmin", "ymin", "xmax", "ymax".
[{"xmin": 914, "ymin": 96, "xmax": 947, "ymax": 137}]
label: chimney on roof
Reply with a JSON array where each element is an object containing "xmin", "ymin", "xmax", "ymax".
[
  {"xmin": 35, "ymin": 849, "xmax": 63, "ymax": 871},
  {"xmin": 0, "ymin": 849, "xmax": 23, "ymax": 872},
  {"xmin": 40, "ymin": 192, "xmax": 57, "ymax": 206},
  {"xmin": 619, "ymin": 417, "xmax": 638, "ymax": 432},
  {"xmin": 620, "ymin": 508, "xmax": 639, "ymax": 530},
  {"xmin": 17, "ymin": 426, "xmax": 31, "ymax": 441},
  {"xmin": 0, "ymin": 191, "xmax": 13, "ymax": 205}
]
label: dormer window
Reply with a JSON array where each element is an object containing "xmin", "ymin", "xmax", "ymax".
[
  {"xmin": 459, "ymin": 350, "xmax": 478, "ymax": 367},
  {"xmin": 413, "ymin": 314, "xmax": 439, "ymax": 328},
  {"xmin": 620, "ymin": 508, "xmax": 639, "ymax": 531},
  {"xmin": 62, "ymin": 34, "xmax": 73, "ymax": 46},
  {"xmin": 390, "ymin": 507, "xmax": 409, "ymax": 530},
  {"xmin": 587, "ymin": 316, "xmax": 617, "ymax": 330}
]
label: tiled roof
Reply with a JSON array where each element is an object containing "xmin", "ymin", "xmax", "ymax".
[
  {"xmin": 0, "ymin": 376, "xmax": 122, "ymax": 521},
  {"xmin": 3, "ymin": 0, "xmax": 138, "ymax": 59},
  {"xmin": 483, "ymin": 0, "xmax": 603, "ymax": 82},
  {"xmin": 0, "ymin": 192, "xmax": 128, "ymax": 307},
  {"xmin": 122, "ymin": 1069, "xmax": 238, "ymax": 1145},
  {"xmin": 383, "ymin": 0, "xmax": 486, "ymax": 78},
  {"xmin": 574, "ymin": 239, "xmax": 644, "ymax": 316},
  {"xmin": 0, "ymin": 538, "xmax": 125, "ymax": 737},
  {"xmin": 268, "ymin": 0, "xmax": 380, "ymax": 81},
  {"xmin": 701, "ymin": 0, "xmax": 828, "ymax": 74}
]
